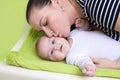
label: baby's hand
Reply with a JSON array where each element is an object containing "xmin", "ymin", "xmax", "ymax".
[{"xmin": 82, "ymin": 65, "xmax": 96, "ymax": 77}]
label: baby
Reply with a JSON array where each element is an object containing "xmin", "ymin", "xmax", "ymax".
[{"xmin": 36, "ymin": 18, "xmax": 120, "ymax": 76}]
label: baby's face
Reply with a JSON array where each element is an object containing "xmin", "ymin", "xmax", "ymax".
[{"xmin": 38, "ymin": 36, "xmax": 70, "ymax": 61}]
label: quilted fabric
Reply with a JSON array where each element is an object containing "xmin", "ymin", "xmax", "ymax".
[{"xmin": 6, "ymin": 29, "xmax": 120, "ymax": 78}]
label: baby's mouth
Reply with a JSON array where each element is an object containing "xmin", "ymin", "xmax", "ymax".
[{"xmin": 60, "ymin": 45, "xmax": 63, "ymax": 52}]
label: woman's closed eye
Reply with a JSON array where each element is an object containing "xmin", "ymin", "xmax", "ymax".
[
  {"xmin": 41, "ymin": 17, "xmax": 48, "ymax": 26},
  {"xmin": 43, "ymin": 21, "xmax": 48, "ymax": 26}
]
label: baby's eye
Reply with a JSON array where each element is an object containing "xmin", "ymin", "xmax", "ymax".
[{"xmin": 52, "ymin": 40, "xmax": 55, "ymax": 44}]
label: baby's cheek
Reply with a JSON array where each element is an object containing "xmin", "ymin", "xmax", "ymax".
[
  {"xmin": 57, "ymin": 53, "xmax": 65, "ymax": 60},
  {"xmin": 53, "ymin": 52, "xmax": 65, "ymax": 60}
]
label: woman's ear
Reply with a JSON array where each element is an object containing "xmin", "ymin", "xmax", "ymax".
[
  {"xmin": 51, "ymin": 0, "xmax": 64, "ymax": 11},
  {"xmin": 51, "ymin": 0, "xmax": 60, "ymax": 4}
]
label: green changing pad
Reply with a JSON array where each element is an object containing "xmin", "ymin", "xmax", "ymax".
[{"xmin": 6, "ymin": 26, "xmax": 120, "ymax": 78}]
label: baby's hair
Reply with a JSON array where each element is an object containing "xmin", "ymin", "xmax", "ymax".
[
  {"xmin": 36, "ymin": 36, "xmax": 50, "ymax": 60},
  {"xmin": 36, "ymin": 37, "xmax": 41, "ymax": 54},
  {"xmin": 26, "ymin": 0, "xmax": 51, "ymax": 23},
  {"xmin": 36, "ymin": 36, "xmax": 45, "ymax": 57}
]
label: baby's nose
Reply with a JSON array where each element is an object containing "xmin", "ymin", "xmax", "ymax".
[{"xmin": 54, "ymin": 44, "xmax": 60, "ymax": 50}]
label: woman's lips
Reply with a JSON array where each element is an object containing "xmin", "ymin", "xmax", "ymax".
[{"xmin": 58, "ymin": 33, "xmax": 61, "ymax": 37}]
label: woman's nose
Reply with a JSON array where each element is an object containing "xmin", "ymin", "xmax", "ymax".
[
  {"xmin": 48, "ymin": 31, "xmax": 58, "ymax": 37},
  {"xmin": 41, "ymin": 27, "xmax": 57, "ymax": 37},
  {"xmin": 43, "ymin": 29, "xmax": 57, "ymax": 37},
  {"xmin": 46, "ymin": 31, "xmax": 53, "ymax": 37}
]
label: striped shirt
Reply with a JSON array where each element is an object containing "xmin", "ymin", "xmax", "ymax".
[{"xmin": 76, "ymin": 0, "xmax": 120, "ymax": 41}]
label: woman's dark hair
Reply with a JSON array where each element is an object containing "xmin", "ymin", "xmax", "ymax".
[{"xmin": 26, "ymin": 0, "xmax": 51, "ymax": 23}]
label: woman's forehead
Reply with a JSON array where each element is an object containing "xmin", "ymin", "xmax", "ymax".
[
  {"xmin": 29, "ymin": 8, "xmax": 43, "ymax": 30},
  {"xmin": 30, "ymin": 6, "xmax": 51, "ymax": 25}
]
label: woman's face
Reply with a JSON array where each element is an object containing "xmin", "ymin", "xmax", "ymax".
[{"xmin": 29, "ymin": 4, "xmax": 71, "ymax": 38}]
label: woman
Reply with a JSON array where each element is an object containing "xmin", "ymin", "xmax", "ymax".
[
  {"xmin": 26, "ymin": 0, "xmax": 120, "ymax": 69},
  {"xmin": 26, "ymin": 0, "xmax": 120, "ymax": 40}
]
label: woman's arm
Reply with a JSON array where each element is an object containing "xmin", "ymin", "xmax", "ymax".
[
  {"xmin": 91, "ymin": 57, "xmax": 120, "ymax": 69},
  {"xmin": 115, "ymin": 59, "xmax": 120, "ymax": 69},
  {"xmin": 115, "ymin": 13, "xmax": 120, "ymax": 32}
]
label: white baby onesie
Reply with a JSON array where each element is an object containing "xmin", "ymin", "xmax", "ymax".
[{"xmin": 66, "ymin": 29, "xmax": 120, "ymax": 69}]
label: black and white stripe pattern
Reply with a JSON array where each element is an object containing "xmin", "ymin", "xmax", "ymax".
[{"xmin": 76, "ymin": 0, "xmax": 120, "ymax": 41}]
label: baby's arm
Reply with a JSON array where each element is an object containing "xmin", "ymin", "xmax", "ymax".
[
  {"xmin": 82, "ymin": 65, "xmax": 96, "ymax": 77},
  {"xmin": 80, "ymin": 56, "xmax": 96, "ymax": 77},
  {"xmin": 67, "ymin": 56, "xmax": 96, "ymax": 76}
]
